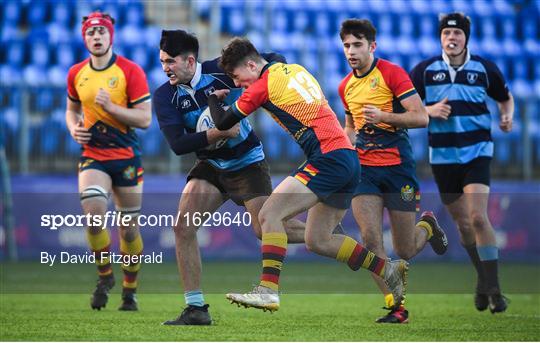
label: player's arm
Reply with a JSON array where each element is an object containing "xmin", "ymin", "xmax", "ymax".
[
  {"xmin": 95, "ymin": 89, "xmax": 152, "ymax": 129},
  {"xmin": 209, "ymin": 76, "xmax": 269, "ymax": 130},
  {"xmin": 344, "ymin": 114, "xmax": 356, "ymax": 146},
  {"xmin": 65, "ymin": 97, "xmax": 91, "ymax": 144},
  {"xmin": 484, "ymin": 59, "xmax": 514, "ymax": 133},
  {"xmin": 497, "ymin": 91, "xmax": 514, "ymax": 132},
  {"xmin": 154, "ymin": 88, "xmax": 234, "ymax": 155},
  {"xmin": 208, "ymin": 94, "xmax": 242, "ymax": 130},
  {"xmin": 364, "ymin": 94, "xmax": 428, "ymax": 128},
  {"xmin": 161, "ymin": 124, "xmax": 237, "ymax": 155}
]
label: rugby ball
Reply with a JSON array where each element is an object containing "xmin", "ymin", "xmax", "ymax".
[{"xmin": 196, "ymin": 106, "xmax": 229, "ymax": 150}]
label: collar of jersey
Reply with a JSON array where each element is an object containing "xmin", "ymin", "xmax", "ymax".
[
  {"xmin": 179, "ymin": 62, "xmax": 202, "ymax": 89},
  {"xmin": 259, "ymin": 61, "xmax": 275, "ymax": 78},
  {"xmin": 353, "ymin": 58, "xmax": 378, "ymax": 79},
  {"xmin": 441, "ymin": 49, "xmax": 471, "ymax": 70},
  {"xmin": 89, "ymin": 53, "xmax": 117, "ymax": 72}
]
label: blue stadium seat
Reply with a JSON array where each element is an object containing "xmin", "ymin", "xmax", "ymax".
[
  {"xmin": 140, "ymin": 124, "xmax": 163, "ymax": 156},
  {"xmin": 40, "ymin": 119, "xmax": 62, "ymax": 156},
  {"xmin": 65, "ymin": 130, "xmax": 81, "ymax": 156},
  {"xmin": 472, "ymin": 0, "xmax": 495, "ymax": 16},
  {"xmin": 195, "ymin": 0, "xmax": 212, "ymax": 19},
  {"xmin": 128, "ymin": 45, "xmax": 150, "ymax": 71},
  {"xmin": 511, "ymin": 63, "xmax": 532, "ymax": 98},
  {"xmin": 410, "ymin": 0, "xmax": 430, "ymax": 14},
  {"xmin": 221, "ymin": 7, "xmax": 246, "ymax": 35},
  {"xmin": 428, "ymin": 0, "xmax": 451, "ymax": 14},
  {"xmin": 50, "ymin": 2, "xmax": 72, "ymax": 28},
  {"xmin": 143, "ymin": 25, "xmax": 162, "ymax": 49},
  {"xmin": 2, "ymin": 1, "xmax": 22, "ymax": 25}
]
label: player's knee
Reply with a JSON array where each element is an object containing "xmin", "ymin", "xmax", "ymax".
[
  {"xmin": 116, "ymin": 206, "xmax": 141, "ymax": 227},
  {"xmin": 394, "ymin": 247, "xmax": 413, "ymax": 260},
  {"xmin": 470, "ymin": 211, "xmax": 490, "ymax": 231},
  {"xmin": 120, "ymin": 226, "xmax": 140, "ymax": 241},
  {"xmin": 455, "ymin": 217, "xmax": 473, "ymax": 235},
  {"xmin": 80, "ymin": 185, "xmax": 109, "ymax": 215},
  {"xmin": 258, "ymin": 207, "xmax": 275, "ymax": 231}
]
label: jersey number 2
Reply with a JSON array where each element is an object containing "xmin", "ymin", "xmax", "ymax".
[{"xmin": 287, "ymin": 71, "xmax": 322, "ymax": 104}]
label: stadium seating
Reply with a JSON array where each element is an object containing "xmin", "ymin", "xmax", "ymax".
[{"xmin": 0, "ymin": 0, "xmax": 538, "ymax": 170}]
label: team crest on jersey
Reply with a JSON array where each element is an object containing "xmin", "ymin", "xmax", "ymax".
[
  {"xmin": 369, "ymin": 76, "xmax": 379, "ymax": 90},
  {"xmin": 181, "ymin": 99, "xmax": 191, "ymax": 109},
  {"xmin": 400, "ymin": 185, "xmax": 415, "ymax": 202},
  {"xmin": 108, "ymin": 76, "xmax": 119, "ymax": 89},
  {"xmin": 467, "ymin": 72, "xmax": 478, "ymax": 84},
  {"xmin": 433, "ymin": 72, "xmax": 446, "ymax": 82},
  {"xmin": 204, "ymin": 86, "xmax": 216, "ymax": 97},
  {"xmin": 123, "ymin": 166, "xmax": 135, "ymax": 180}
]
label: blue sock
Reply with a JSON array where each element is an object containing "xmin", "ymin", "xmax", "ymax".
[
  {"xmin": 184, "ymin": 290, "xmax": 205, "ymax": 307},
  {"xmin": 477, "ymin": 245, "xmax": 498, "ymax": 261}
]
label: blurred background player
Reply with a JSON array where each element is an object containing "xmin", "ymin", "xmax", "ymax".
[
  {"xmin": 410, "ymin": 12, "xmax": 514, "ymax": 313},
  {"xmin": 338, "ymin": 19, "xmax": 448, "ymax": 324},
  {"xmin": 153, "ymin": 30, "xmax": 308, "ymax": 325},
  {"xmin": 65, "ymin": 12, "xmax": 151, "ymax": 311},
  {"xmin": 209, "ymin": 37, "xmax": 409, "ymax": 312}
]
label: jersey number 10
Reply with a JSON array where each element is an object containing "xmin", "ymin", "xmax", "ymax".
[{"xmin": 287, "ymin": 71, "xmax": 322, "ymax": 104}]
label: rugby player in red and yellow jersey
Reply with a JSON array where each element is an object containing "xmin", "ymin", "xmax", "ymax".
[
  {"xmin": 338, "ymin": 19, "xmax": 448, "ymax": 323},
  {"xmin": 65, "ymin": 12, "xmax": 151, "ymax": 311},
  {"xmin": 207, "ymin": 37, "xmax": 409, "ymax": 313}
]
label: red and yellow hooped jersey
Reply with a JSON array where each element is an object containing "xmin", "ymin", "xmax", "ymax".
[
  {"xmin": 338, "ymin": 58, "xmax": 417, "ymax": 166},
  {"xmin": 231, "ymin": 62, "xmax": 353, "ymax": 158},
  {"xmin": 67, "ymin": 54, "xmax": 150, "ymax": 161}
]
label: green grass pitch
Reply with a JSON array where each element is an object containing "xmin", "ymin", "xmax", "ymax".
[{"xmin": 1, "ymin": 262, "xmax": 539, "ymax": 341}]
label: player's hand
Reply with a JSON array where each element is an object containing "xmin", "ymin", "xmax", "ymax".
[
  {"xmin": 222, "ymin": 123, "xmax": 240, "ymax": 138},
  {"xmin": 428, "ymin": 98, "xmax": 451, "ymax": 120},
  {"xmin": 499, "ymin": 113, "xmax": 513, "ymax": 132},
  {"xmin": 212, "ymin": 89, "xmax": 230, "ymax": 101},
  {"xmin": 363, "ymin": 105, "xmax": 385, "ymax": 124},
  {"xmin": 95, "ymin": 88, "xmax": 114, "ymax": 112},
  {"xmin": 70, "ymin": 119, "xmax": 91, "ymax": 144}
]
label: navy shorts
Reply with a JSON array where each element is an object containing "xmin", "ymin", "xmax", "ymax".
[
  {"xmin": 79, "ymin": 156, "xmax": 143, "ymax": 187},
  {"xmin": 292, "ymin": 149, "xmax": 360, "ymax": 209},
  {"xmin": 354, "ymin": 159, "xmax": 419, "ymax": 212},
  {"xmin": 431, "ymin": 156, "xmax": 491, "ymax": 205},
  {"xmin": 187, "ymin": 159, "xmax": 272, "ymax": 206}
]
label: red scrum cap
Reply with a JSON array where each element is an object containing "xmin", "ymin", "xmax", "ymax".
[{"xmin": 81, "ymin": 12, "xmax": 114, "ymax": 44}]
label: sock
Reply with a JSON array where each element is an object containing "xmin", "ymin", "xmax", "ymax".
[
  {"xmin": 416, "ymin": 220, "xmax": 433, "ymax": 240},
  {"xmin": 477, "ymin": 245, "xmax": 500, "ymax": 292},
  {"xmin": 336, "ymin": 236, "xmax": 386, "ymax": 277},
  {"xmin": 185, "ymin": 290, "xmax": 205, "ymax": 307},
  {"xmin": 463, "ymin": 243, "xmax": 486, "ymax": 291},
  {"xmin": 87, "ymin": 228, "xmax": 112, "ymax": 277},
  {"xmin": 260, "ymin": 232, "xmax": 288, "ymax": 291},
  {"xmin": 120, "ymin": 234, "xmax": 143, "ymax": 292},
  {"xmin": 384, "ymin": 293, "xmax": 395, "ymax": 308}
]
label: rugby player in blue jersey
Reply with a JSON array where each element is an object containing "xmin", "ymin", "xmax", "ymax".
[
  {"xmin": 410, "ymin": 13, "xmax": 514, "ymax": 314},
  {"xmin": 153, "ymin": 30, "xmax": 310, "ymax": 325}
]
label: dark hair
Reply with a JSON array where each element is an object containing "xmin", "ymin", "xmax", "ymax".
[
  {"xmin": 439, "ymin": 12, "xmax": 471, "ymax": 45},
  {"xmin": 160, "ymin": 29, "xmax": 199, "ymax": 59},
  {"xmin": 82, "ymin": 12, "xmax": 115, "ymax": 25},
  {"xmin": 219, "ymin": 37, "xmax": 262, "ymax": 75},
  {"xmin": 339, "ymin": 19, "xmax": 377, "ymax": 43}
]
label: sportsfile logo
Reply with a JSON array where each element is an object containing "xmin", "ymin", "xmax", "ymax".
[{"xmin": 40, "ymin": 211, "xmax": 252, "ymax": 230}]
